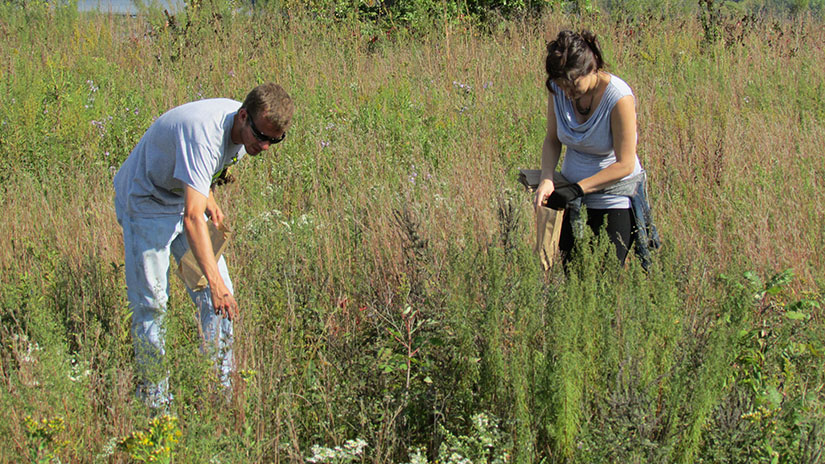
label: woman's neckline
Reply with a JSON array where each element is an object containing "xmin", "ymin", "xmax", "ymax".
[{"xmin": 572, "ymin": 72, "xmax": 612, "ymax": 124}]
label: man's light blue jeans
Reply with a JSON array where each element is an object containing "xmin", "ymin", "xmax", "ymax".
[{"xmin": 116, "ymin": 201, "xmax": 234, "ymax": 408}]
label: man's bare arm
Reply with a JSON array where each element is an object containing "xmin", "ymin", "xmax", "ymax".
[{"xmin": 183, "ymin": 186, "xmax": 237, "ymax": 320}]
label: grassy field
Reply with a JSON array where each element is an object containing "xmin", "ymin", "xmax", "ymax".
[{"xmin": 0, "ymin": 2, "xmax": 823, "ymax": 462}]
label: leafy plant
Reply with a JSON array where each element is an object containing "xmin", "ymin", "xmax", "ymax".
[
  {"xmin": 117, "ymin": 415, "xmax": 183, "ymax": 464},
  {"xmin": 23, "ymin": 415, "xmax": 68, "ymax": 464}
]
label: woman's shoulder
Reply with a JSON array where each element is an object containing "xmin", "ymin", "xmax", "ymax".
[{"xmin": 607, "ymin": 74, "xmax": 634, "ymax": 98}]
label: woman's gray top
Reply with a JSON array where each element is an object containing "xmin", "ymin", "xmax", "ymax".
[{"xmin": 551, "ymin": 74, "xmax": 643, "ymax": 209}]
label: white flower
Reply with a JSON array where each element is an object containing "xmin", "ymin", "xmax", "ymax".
[{"xmin": 305, "ymin": 439, "xmax": 368, "ymax": 462}]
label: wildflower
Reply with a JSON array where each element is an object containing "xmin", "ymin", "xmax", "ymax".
[
  {"xmin": 407, "ymin": 447, "xmax": 428, "ymax": 464},
  {"xmin": 240, "ymin": 369, "xmax": 257, "ymax": 383},
  {"xmin": 473, "ymin": 412, "xmax": 491, "ymax": 429},
  {"xmin": 95, "ymin": 437, "xmax": 118, "ymax": 460},
  {"xmin": 68, "ymin": 358, "xmax": 92, "ymax": 382},
  {"xmin": 453, "ymin": 80, "xmax": 472, "ymax": 94},
  {"xmin": 306, "ymin": 439, "xmax": 368, "ymax": 463},
  {"xmin": 118, "ymin": 414, "xmax": 181, "ymax": 462},
  {"xmin": 91, "ymin": 119, "xmax": 107, "ymax": 138},
  {"xmin": 343, "ymin": 439, "xmax": 367, "ymax": 454}
]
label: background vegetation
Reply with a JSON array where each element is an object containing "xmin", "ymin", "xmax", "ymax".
[{"xmin": 0, "ymin": 0, "xmax": 823, "ymax": 462}]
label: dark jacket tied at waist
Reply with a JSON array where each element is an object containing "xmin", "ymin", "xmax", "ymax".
[{"xmin": 566, "ymin": 170, "xmax": 661, "ymax": 269}]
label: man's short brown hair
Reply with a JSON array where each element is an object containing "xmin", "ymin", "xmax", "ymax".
[{"xmin": 242, "ymin": 83, "xmax": 294, "ymax": 131}]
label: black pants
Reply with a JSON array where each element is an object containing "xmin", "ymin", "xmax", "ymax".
[{"xmin": 559, "ymin": 208, "xmax": 634, "ymax": 266}]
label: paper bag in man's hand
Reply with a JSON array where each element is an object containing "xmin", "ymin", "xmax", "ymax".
[{"xmin": 176, "ymin": 221, "xmax": 232, "ymax": 291}]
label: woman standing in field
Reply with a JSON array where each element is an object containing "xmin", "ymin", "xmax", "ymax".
[{"xmin": 534, "ymin": 29, "xmax": 658, "ymax": 267}]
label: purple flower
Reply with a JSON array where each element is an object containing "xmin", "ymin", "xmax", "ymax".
[
  {"xmin": 453, "ymin": 80, "xmax": 472, "ymax": 93},
  {"xmin": 91, "ymin": 119, "xmax": 107, "ymax": 137}
]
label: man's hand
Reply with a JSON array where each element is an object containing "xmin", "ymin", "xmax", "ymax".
[
  {"xmin": 534, "ymin": 178, "xmax": 556, "ymax": 210},
  {"xmin": 210, "ymin": 281, "xmax": 238, "ymax": 320},
  {"xmin": 206, "ymin": 190, "xmax": 225, "ymax": 228}
]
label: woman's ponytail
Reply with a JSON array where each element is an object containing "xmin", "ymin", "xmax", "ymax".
[{"xmin": 580, "ymin": 30, "xmax": 605, "ymax": 71}]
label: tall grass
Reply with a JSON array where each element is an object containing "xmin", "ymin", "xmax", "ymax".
[{"xmin": 0, "ymin": 2, "xmax": 823, "ymax": 462}]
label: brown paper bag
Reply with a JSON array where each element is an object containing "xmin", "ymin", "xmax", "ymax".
[
  {"xmin": 519, "ymin": 170, "xmax": 569, "ymax": 271},
  {"xmin": 176, "ymin": 221, "xmax": 232, "ymax": 291},
  {"xmin": 535, "ymin": 206, "xmax": 564, "ymax": 271}
]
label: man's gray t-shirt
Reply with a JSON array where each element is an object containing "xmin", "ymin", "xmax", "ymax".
[{"xmin": 114, "ymin": 98, "xmax": 246, "ymax": 217}]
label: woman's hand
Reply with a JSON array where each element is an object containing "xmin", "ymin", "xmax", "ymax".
[
  {"xmin": 547, "ymin": 183, "xmax": 584, "ymax": 210},
  {"xmin": 534, "ymin": 178, "xmax": 556, "ymax": 210}
]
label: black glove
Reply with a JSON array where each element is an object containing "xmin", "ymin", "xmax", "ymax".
[{"xmin": 546, "ymin": 183, "xmax": 584, "ymax": 210}]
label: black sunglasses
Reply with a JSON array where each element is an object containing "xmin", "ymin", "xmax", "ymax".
[{"xmin": 248, "ymin": 115, "xmax": 286, "ymax": 145}]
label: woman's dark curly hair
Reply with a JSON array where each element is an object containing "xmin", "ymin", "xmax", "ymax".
[{"xmin": 545, "ymin": 30, "xmax": 605, "ymax": 93}]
